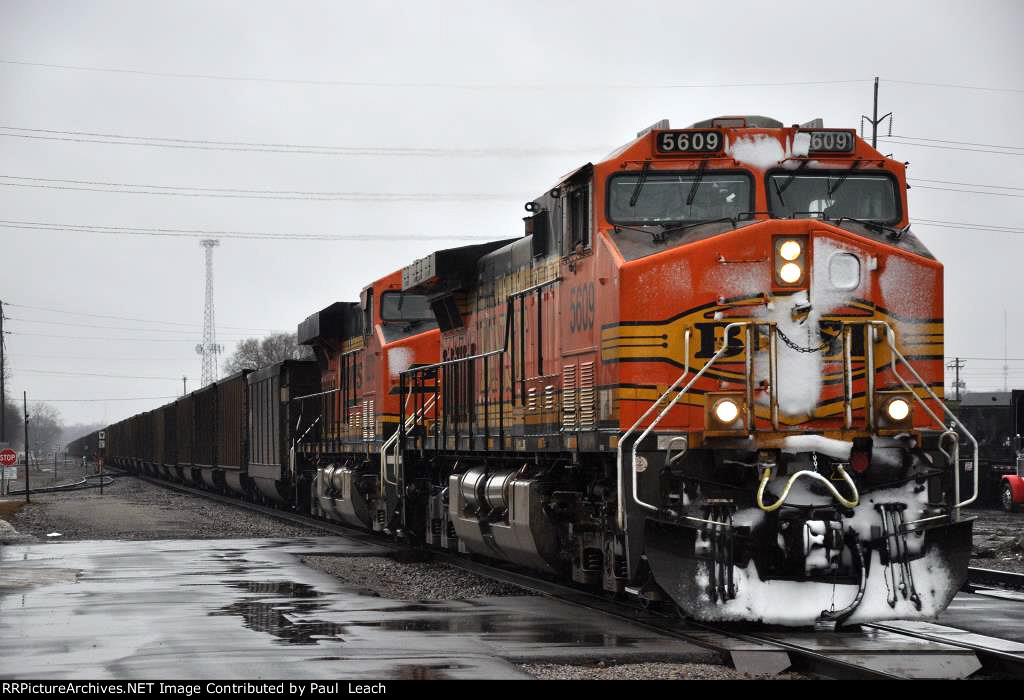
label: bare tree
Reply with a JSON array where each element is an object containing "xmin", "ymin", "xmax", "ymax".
[
  {"xmin": 26, "ymin": 402, "xmax": 63, "ymax": 454},
  {"xmin": 1, "ymin": 362, "xmax": 21, "ymax": 449},
  {"xmin": 223, "ymin": 332, "xmax": 312, "ymax": 374}
]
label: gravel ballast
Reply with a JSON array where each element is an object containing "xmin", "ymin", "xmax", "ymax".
[
  {"xmin": 970, "ymin": 509, "xmax": 1024, "ymax": 574},
  {"xmin": 301, "ymin": 554, "xmax": 531, "ymax": 600},
  {"xmin": 4, "ymin": 472, "xmax": 333, "ymax": 542},
  {"xmin": 521, "ymin": 662, "xmax": 808, "ymax": 680}
]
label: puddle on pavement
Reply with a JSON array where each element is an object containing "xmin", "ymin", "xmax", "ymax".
[
  {"xmin": 214, "ymin": 576, "xmax": 641, "ymax": 650},
  {"xmin": 212, "ymin": 580, "xmax": 347, "ymax": 645},
  {"xmin": 350, "ymin": 614, "xmax": 643, "ymax": 646}
]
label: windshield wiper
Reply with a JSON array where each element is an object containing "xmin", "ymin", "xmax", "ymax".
[
  {"xmin": 827, "ymin": 160, "xmax": 860, "ymax": 197},
  {"xmin": 629, "ymin": 161, "xmax": 651, "ymax": 207},
  {"xmin": 685, "ymin": 159, "xmax": 707, "ymax": 206},
  {"xmin": 656, "ymin": 217, "xmax": 738, "ymax": 241},
  {"xmin": 833, "ymin": 216, "xmax": 903, "ymax": 239},
  {"xmin": 773, "ymin": 161, "xmax": 808, "ymax": 207}
]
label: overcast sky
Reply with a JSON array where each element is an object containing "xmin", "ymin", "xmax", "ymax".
[{"xmin": 2, "ymin": 0, "xmax": 1022, "ymax": 428}]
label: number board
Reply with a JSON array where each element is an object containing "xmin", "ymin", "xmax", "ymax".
[
  {"xmin": 802, "ymin": 129, "xmax": 856, "ymax": 154},
  {"xmin": 655, "ymin": 130, "xmax": 723, "ymax": 155}
]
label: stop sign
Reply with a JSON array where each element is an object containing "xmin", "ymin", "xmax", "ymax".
[{"xmin": 0, "ymin": 448, "xmax": 16, "ymax": 467}]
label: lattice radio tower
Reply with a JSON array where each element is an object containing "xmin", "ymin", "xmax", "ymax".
[{"xmin": 195, "ymin": 239, "xmax": 223, "ymax": 387}]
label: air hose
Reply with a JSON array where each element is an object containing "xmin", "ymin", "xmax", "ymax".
[{"xmin": 756, "ymin": 464, "xmax": 859, "ymax": 512}]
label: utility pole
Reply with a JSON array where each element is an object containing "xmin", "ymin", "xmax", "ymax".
[
  {"xmin": 1004, "ymin": 309, "xmax": 1009, "ymax": 393},
  {"xmin": 1, "ymin": 298, "xmax": 5, "ymax": 444},
  {"xmin": 947, "ymin": 357, "xmax": 966, "ymax": 402},
  {"xmin": 195, "ymin": 239, "xmax": 223, "ymax": 387},
  {"xmin": 23, "ymin": 391, "xmax": 29, "ymax": 503},
  {"xmin": 182, "ymin": 376, "xmax": 188, "ymax": 396},
  {"xmin": 861, "ymin": 77, "xmax": 893, "ymax": 149}
]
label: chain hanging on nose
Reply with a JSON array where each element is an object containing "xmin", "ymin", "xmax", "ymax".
[{"xmin": 775, "ymin": 325, "xmax": 832, "ymax": 354}]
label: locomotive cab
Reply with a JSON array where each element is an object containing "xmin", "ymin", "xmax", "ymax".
[{"xmin": 586, "ymin": 116, "xmax": 976, "ymax": 623}]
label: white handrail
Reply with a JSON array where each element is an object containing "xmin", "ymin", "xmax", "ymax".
[
  {"xmin": 616, "ymin": 328, "xmax": 692, "ymax": 527},
  {"xmin": 380, "ymin": 393, "xmax": 436, "ymax": 493},
  {"xmin": 872, "ymin": 321, "xmax": 979, "ymax": 512},
  {"xmin": 615, "ymin": 318, "xmax": 976, "ymax": 536}
]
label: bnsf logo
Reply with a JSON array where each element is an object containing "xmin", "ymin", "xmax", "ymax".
[{"xmin": 693, "ymin": 320, "xmax": 868, "ymax": 359}]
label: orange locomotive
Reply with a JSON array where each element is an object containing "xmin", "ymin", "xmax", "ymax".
[{"xmin": 302, "ymin": 115, "xmax": 977, "ymax": 625}]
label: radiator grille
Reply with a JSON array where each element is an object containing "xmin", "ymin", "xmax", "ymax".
[
  {"xmin": 561, "ymin": 364, "xmax": 577, "ymax": 430},
  {"xmin": 579, "ymin": 361, "xmax": 596, "ymax": 430}
]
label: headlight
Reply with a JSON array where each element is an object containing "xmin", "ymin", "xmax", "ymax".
[
  {"xmin": 885, "ymin": 398, "xmax": 910, "ymax": 422},
  {"xmin": 779, "ymin": 240, "xmax": 802, "ymax": 261},
  {"xmin": 779, "ymin": 262, "xmax": 802, "ymax": 284},
  {"xmin": 774, "ymin": 235, "xmax": 808, "ymax": 286},
  {"xmin": 714, "ymin": 398, "xmax": 740, "ymax": 423},
  {"xmin": 874, "ymin": 391, "xmax": 914, "ymax": 434}
]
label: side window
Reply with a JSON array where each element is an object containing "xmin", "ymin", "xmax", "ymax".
[{"xmin": 567, "ymin": 181, "xmax": 591, "ymax": 252}]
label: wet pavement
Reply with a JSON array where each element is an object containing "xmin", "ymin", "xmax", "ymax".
[
  {"xmin": 933, "ymin": 589, "xmax": 1024, "ymax": 644},
  {"xmin": 0, "ymin": 537, "xmax": 714, "ymax": 679}
]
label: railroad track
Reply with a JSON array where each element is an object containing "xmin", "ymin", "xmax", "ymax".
[
  {"xmin": 968, "ymin": 566, "xmax": 1024, "ymax": 591},
  {"xmin": 106, "ymin": 469, "xmax": 1023, "ymax": 679}
]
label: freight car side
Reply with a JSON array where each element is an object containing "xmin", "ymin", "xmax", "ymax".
[{"xmin": 247, "ymin": 360, "xmax": 319, "ymax": 507}]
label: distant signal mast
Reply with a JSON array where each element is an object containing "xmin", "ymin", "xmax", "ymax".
[{"xmin": 195, "ymin": 239, "xmax": 223, "ymax": 387}]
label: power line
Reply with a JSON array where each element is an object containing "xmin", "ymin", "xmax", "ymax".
[
  {"xmin": 912, "ymin": 219, "xmax": 1024, "ymax": 234},
  {"xmin": 4, "ymin": 316, "xmax": 277, "ymax": 336},
  {"xmin": 0, "ymin": 59, "xmax": 871, "ymax": 91},
  {"xmin": 878, "ymin": 138, "xmax": 1024, "ymax": 156},
  {"xmin": 0, "ymin": 125, "xmax": 600, "ymax": 158},
  {"xmin": 9, "ymin": 353, "xmax": 191, "ymax": 361},
  {"xmin": 0, "ymin": 219, "xmax": 502, "ymax": 242},
  {"xmin": 6, "ymin": 331, "xmax": 255, "ymax": 343},
  {"xmin": 883, "ymin": 79, "xmax": 1024, "ymax": 95},
  {"xmin": 909, "ymin": 185, "xmax": 1024, "ymax": 198},
  {"xmin": 4, "ymin": 215, "xmax": 1023, "ymax": 243},
  {"xmin": 910, "ymin": 178, "xmax": 1024, "ymax": 191},
  {"xmin": 19, "ymin": 395, "xmax": 179, "ymax": 403},
  {"xmin": 892, "ymin": 135, "xmax": 1024, "ymax": 150},
  {"xmin": 0, "ymin": 175, "xmax": 518, "ymax": 202},
  {"xmin": 16, "ymin": 369, "xmax": 183, "ymax": 380},
  {"xmin": 4, "ymin": 301, "xmax": 277, "ymax": 332}
]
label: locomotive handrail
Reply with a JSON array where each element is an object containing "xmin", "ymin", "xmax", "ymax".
[
  {"xmin": 617, "ymin": 328, "xmax": 697, "ymax": 526},
  {"xmin": 381, "ymin": 393, "xmax": 437, "ymax": 493},
  {"xmin": 871, "ymin": 320, "xmax": 980, "ymax": 516},
  {"xmin": 617, "ymin": 318, "xmax": 976, "ymax": 534},
  {"xmin": 621, "ymin": 324, "xmax": 766, "ymax": 532}
]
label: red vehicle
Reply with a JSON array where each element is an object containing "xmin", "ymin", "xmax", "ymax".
[
  {"xmin": 1004, "ymin": 459, "xmax": 1024, "ymax": 512},
  {"xmin": 954, "ymin": 391, "xmax": 1024, "ymax": 512}
]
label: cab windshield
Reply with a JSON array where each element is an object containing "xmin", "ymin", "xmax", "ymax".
[
  {"xmin": 380, "ymin": 292, "xmax": 434, "ymax": 323},
  {"xmin": 767, "ymin": 171, "xmax": 900, "ymax": 222},
  {"xmin": 607, "ymin": 172, "xmax": 752, "ymax": 225}
]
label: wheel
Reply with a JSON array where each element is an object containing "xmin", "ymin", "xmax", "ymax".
[{"xmin": 1002, "ymin": 483, "xmax": 1019, "ymax": 513}]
